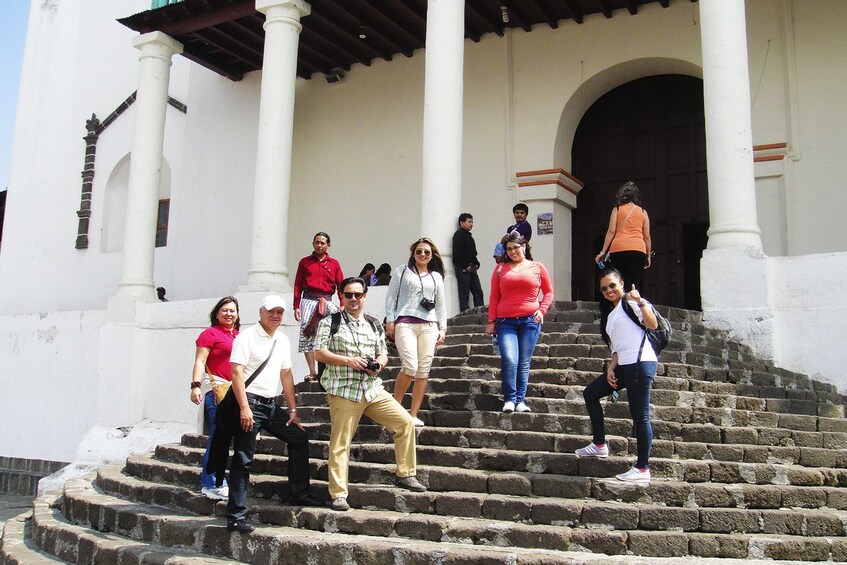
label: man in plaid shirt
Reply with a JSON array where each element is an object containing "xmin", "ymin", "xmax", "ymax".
[{"xmin": 315, "ymin": 277, "xmax": 427, "ymax": 511}]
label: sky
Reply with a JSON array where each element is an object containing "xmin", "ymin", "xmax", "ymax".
[{"xmin": 0, "ymin": 2, "xmax": 30, "ymax": 192}]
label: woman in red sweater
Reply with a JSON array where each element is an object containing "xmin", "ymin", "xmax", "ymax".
[
  {"xmin": 487, "ymin": 232, "xmax": 554, "ymax": 412},
  {"xmin": 293, "ymin": 232, "xmax": 343, "ymax": 380}
]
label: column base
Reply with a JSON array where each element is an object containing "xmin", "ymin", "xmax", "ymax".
[{"xmin": 238, "ymin": 271, "xmax": 291, "ymax": 295}]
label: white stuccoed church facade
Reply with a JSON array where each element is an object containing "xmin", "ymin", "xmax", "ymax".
[{"xmin": 0, "ymin": 0, "xmax": 845, "ymax": 474}]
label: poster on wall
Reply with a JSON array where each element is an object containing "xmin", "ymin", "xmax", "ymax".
[{"xmin": 537, "ymin": 212, "xmax": 553, "ymax": 235}]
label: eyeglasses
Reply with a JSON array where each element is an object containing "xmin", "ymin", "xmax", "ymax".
[
  {"xmin": 343, "ymin": 292, "xmax": 365, "ymax": 299},
  {"xmin": 505, "ymin": 245, "xmax": 522, "ymax": 252},
  {"xmin": 599, "ymin": 282, "xmax": 619, "ymax": 293},
  {"xmin": 414, "ymin": 249, "xmax": 431, "ymax": 256}
]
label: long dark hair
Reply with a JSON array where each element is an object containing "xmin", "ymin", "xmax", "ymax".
[
  {"xmin": 498, "ymin": 231, "xmax": 533, "ymax": 262},
  {"xmin": 407, "ymin": 237, "xmax": 445, "ymax": 276},
  {"xmin": 615, "ymin": 181, "xmax": 642, "ymax": 206},
  {"xmin": 209, "ymin": 296, "xmax": 240, "ymax": 330},
  {"xmin": 358, "ymin": 263, "xmax": 375, "ymax": 278}
]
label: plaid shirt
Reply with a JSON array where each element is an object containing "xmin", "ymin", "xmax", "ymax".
[{"xmin": 315, "ymin": 311, "xmax": 387, "ymax": 402}]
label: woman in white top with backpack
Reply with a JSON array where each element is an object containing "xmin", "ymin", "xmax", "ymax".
[
  {"xmin": 385, "ymin": 237, "xmax": 447, "ymax": 427},
  {"xmin": 576, "ymin": 267, "xmax": 659, "ymax": 484}
]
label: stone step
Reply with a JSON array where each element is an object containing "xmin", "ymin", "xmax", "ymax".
[
  {"xmin": 291, "ymin": 405, "xmax": 847, "ymax": 452},
  {"xmin": 69, "ymin": 471, "xmax": 798, "ymax": 565},
  {"xmin": 0, "ymin": 511, "xmax": 67, "ymax": 564},
  {"xmin": 17, "ymin": 490, "xmax": 234, "ymax": 564},
  {"xmin": 91, "ymin": 464, "xmax": 847, "ymax": 562}
]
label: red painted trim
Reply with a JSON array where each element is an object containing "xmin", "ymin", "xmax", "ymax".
[
  {"xmin": 754, "ymin": 155, "xmax": 785, "ymax": 162},
  {"xmin": 515, "ymin": 168, "xmax": 585, "ymax": 187},
  {"xmin": 517, "ymin": 178, "xmax": 580, "ymax": 196},
  {"xmin": 753, "ymin": 142, "xmax": 787, "ymax": 151}
]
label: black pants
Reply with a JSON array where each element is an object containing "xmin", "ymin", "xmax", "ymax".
[
  {"xmin": 227, "ymin": 396, "xmax": 311, "ymax": 521},
  {"xmin": 456, "ymin": 267, "xmax": 484, "ymax": 312}
]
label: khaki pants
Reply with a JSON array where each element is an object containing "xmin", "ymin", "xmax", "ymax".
[{"xmin": 327, "ymin": 390, "xmax": 417, "ymax": 500}]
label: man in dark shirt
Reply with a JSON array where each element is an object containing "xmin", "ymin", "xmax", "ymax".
[
  {"xmin": 452, "ymin": 213, "xmax": 484, "ymax": 312},
  {"xmin": 508, "ymin": 203, "xmax": 532, "ymax": 242}
]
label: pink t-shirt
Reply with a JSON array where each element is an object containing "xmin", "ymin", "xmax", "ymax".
[
  {"xmin": 488, "ymin": 262, "xmax": 554, "ymax": 321},
  {"xmin": 195, "ymin": 325, "xmax": 239, "ymax": 380}
]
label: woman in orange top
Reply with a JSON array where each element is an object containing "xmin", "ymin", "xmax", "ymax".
[{"xmin": 594, "ymin": 181, "xmax": 652, "ymax": 344}]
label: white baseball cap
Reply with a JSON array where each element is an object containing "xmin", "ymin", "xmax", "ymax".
[{"xmin": 261, "ymin": 295, "xmax": 286, "ymax": 311}]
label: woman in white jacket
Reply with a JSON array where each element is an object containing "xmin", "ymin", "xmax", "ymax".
[{"xmin": 385, "ymin": 237, "xmax": 447, "ymax": 426}]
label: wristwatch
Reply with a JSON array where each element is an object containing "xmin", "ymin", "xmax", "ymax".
[{"xmin": 190, "ymin": 381, "xmax": 202, "ymax": 389}]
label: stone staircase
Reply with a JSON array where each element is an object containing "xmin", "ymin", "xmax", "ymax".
[{"xmin": 3, "ymin": 301, "xmax": 847, "ymax": 564}]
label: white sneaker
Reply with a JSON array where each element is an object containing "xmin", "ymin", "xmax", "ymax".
[
  {"xmin": 502, "ymin": 401, "xmax": 515, "ymax": 412},
  {"xmin": 201, "ymin": 485, "xmax": 229, "ymax": 500},
  {"xmin": 616, "ymin": 467, "xmax": 651, "ymax": 483},
  {"xmin": 411, "ymin": 416, "xmax": 425, "ymax": 427},
  {"xmin": 575, "ymin": 443, "xmax": 610, "ymax": 458},
  {"xmin": 515, "ymin": 402, "xmax": 531, "ymax": 413}
]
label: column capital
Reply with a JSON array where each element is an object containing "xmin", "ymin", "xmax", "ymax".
[
  {"xmin": 132, "ymin": 31, "xmax": 183, "ymax": 57},
  {"xmin": 256, "ymin": 0, "xmax": 311, "ymax": 17}
]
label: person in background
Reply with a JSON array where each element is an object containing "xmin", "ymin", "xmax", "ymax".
[
  {"xmin": 576, "ymin": 268, "xmax": 658, "ymax": 484},
  {"xmin": 315, "ymin": 278, "xmax": 426, "ymax": 512},
  {"xmin": 156, "ymin": 286, "xmax": 169, "ymax": 302},
  {"xmin": 594, "ymin": 181, "xmax": 652, "ymax": 346},
  {"xmin": 493, "ymin": 203, "xmax": 532, "ymax": 263},
  {"xmin": 359, "ymin": 263, "xmax": 376, "ymax": 286},
  {"xmin": 452, "ymin": 213, "xmax": 484, "ymax": 312},
  {"xmin": 373, "ymin": 263, "xmax": 392, "ymax": 286},
  {"xmin": 293, "ymin": 232, "xmax": 343, "ymax": 382},
  {"xmin": 487, "ymin": 231, "xmax": 553, "ymax": 413},
  {"xmin": 385, "ymin": 238, "xmax": 447, "ymax": 426},
  {"xmin": 190, "ymin": 296, "xmax": 240, "ymax": 500}
]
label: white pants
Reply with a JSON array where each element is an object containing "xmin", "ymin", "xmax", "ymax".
[{"xmin": 394, "ymin": 321, "xmax": 439, "ymax": 379}]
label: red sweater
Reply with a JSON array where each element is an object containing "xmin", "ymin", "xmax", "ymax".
[
  {"xmin": 488, "ymin": 261, "xmax": 554, "ymax": 322},
  {"xmin": 293, "ymin": 253, "xmax": 344, "ymax": 309}
]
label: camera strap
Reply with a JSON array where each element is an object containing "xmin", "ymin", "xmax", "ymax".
[{"xmin": 416, "ymin": 268, "xmax": 434, "ymax": 301}]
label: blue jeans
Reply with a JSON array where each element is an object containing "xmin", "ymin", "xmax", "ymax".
[
  {"xmin": 227, "ymin": 396, "xmax": 311, "ymax": 522},
  {"xmin": 582, "ymin": 361, "xmax": 657, "ymax": 469},
  {"xmin": 495, "ymin": 316, "xmax": 541, "ymax": 404},
  {"xmin": 200, "ymin": 391, "xmax": 227, "ymax": 490}
]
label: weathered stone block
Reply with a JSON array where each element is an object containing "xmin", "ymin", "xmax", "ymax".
[
  {"xmin": 532, "ymin": 474, "xmax": 592, "ymax": 498},
  {"xmin": 481, "ymin": 496, "xmax": 531, "ymax": 522},
  {"xmin": 681, "ymin": 424, "xmax": 721, "ymax": 444},
  {"xmin": 581, "ymin": 503, "xmax": 639, "ymax": 530},
  {"xmin": 699, "ymin": 508, "xmax": 761, "ymax": 533},
  {"xmin": 530, "ymin": 499, "xmax": 583, "ymax": 526},
  {"xmin": 762, "ymin": 538, "xmax": 830, "ymax": 561},
  {"xmin": 627, "ymin": 531, "xmax": 688, "ymax": 557},
  {"xmin": 568, "ymin": 528, "xmax": 627, "ymax": 555},
  {"xmin": 639, "ymin": 506, "xmax": 699, "ymax": 531},
  {"xmin": 761, "ymin": 510, "xmax": 804, "ymax": 535},
  {"xmin": 434, "ymin": 492, "xmax": 484, "ymax": 518},
  {"xmin": 688, "ymin": 533, "xmax": 748, "ymax": 558}
]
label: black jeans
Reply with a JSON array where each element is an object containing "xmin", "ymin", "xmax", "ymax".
[
  {"xmin": 455, "ymin": 267, "xmax": 484, "ymax": 312},
  {"xmin": 227, "ymin": 396, "xmax": 311, "ymax": 521},
  {"xmin": 582, "ymin": 361, "xmax": 657, "ymax": 469}
]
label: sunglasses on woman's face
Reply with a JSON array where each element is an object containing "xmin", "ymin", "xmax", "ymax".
[
  {"xmin": 599, "ymin": 282, "xmax": 619, "ymax": 293},
  {"xmin": 415, "ymin": 249, "xmax": 431, "ymax": 256},
  {"xmin": 343, "ymin": 292, "xmax": 365, "ymax": 299}
]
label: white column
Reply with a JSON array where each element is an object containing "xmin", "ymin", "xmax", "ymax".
[
  {"xmin": 421, "ymin": 0, "xmax": 464, "ymax": 314},
  {"xmin": 112, "ymin": 32, "xmax": 182, "ymax": 313},
  {"xmin": 700, "ymin": 0, "xmax": 763, "ymax": 251},
  {"xmin": 241, "ymin": 0, "xmax": 311, "ymax": 292}
]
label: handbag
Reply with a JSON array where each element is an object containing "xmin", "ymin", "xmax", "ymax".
[
  {"xmin": 598, "ymin": 205, "xmax": 639, "ymax": 270},
  {"xmin": 210, "ymin": 369, "xmax": 231, "ymax": 405},
  {"xmin": 215, "ymin": 340, "xmax": 277, "ymax": 429}
]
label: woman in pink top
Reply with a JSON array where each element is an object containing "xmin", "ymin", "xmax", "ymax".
[
  {"xmin": 594, "ymin": 181, "xmax": 652, "ymax": 345},
  {"xmin": 486, "ymin": 232, "xmax": 554, "ymax": 413},
  {"xmin": 190, "ymin": 296, "xmax": 240, "ymax": 500}
]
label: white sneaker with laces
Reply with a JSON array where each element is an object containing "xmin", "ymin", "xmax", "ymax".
[
  {"xmin": 502, "ymin": 401, "xmax": 515, "ymax": 412},
  {"xmin": 515, "ymin": 402, "xmax": 531, "ymax": 413},
  {"xmin": 615, "ymin": 467, "xmax": 651, "ymax": 483},
  {"xmin": 201, "ymin": 485, "xmax": 229, "ymax": 500},
  {"xmin": 574, "ymin": 443, "xmax": 610, "ymax": 458},
  {"xmin": 411, "ymin": 416, "xmax": 424, "ymax": 427}
]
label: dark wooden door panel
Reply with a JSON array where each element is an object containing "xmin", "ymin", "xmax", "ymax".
[{"xmin": 571, "ymin": 75, "xmax": 709, "ymax": 310}]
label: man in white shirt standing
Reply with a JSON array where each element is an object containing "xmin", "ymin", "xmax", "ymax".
[{"xmin": 226, "ymin": 295, "xmax": 324, "ymax": 533}]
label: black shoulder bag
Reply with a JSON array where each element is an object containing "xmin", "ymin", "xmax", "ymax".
[{"xmin": 215, "ymin": 339, "xmax": 278, "ymax": 429}]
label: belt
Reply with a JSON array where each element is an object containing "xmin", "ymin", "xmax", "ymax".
[
  {"xmin": 303, "ymin": 291, "xmax": 332, "ymax": 300},
  {"xmin": 246, "ymin": 392, "xmax": 274, "ymax": 405}
]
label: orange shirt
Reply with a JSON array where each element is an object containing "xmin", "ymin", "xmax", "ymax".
[{"xmin": 610, "ymin": 203, "xmax": 646, "ymax": 254}]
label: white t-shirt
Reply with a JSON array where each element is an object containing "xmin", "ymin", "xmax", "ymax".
[
  {"xmin": 606, "ymin": 298, "xmax": 658, "ymax": 365},
  {"xmin": 229, "ymin": 323, "xmax": 292, "ymax": 398}
]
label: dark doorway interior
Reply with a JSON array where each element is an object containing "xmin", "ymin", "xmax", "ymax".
[{"xmin": 571, "ymin": 74, "xmax": 709, "ymax": 310}]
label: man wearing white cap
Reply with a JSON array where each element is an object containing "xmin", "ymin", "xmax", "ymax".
[{"xmin": 224, "ymin": 295, "xmax": 324, "ymax": 533}]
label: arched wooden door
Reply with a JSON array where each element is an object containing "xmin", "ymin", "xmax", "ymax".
[{"xmin": 571, "ymin": 75, "xmax": 709, "ymax": 310}]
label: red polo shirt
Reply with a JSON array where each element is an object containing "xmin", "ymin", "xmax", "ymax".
[
  {"xmin": 195, "ymin": 324, "xmax": 239, "ymax": 380},
  {"xmin": 293, "ymin": 253, "xmax": 344, "ymax": 309}
]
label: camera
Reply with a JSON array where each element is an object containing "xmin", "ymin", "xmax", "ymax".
[
  {"xmin": 365, "ymin": 357, "xmax": 381, "ymax": 372},
  {"xmin": 420, "ymin": 298, "xmax": 436, "ymax": 311}
]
